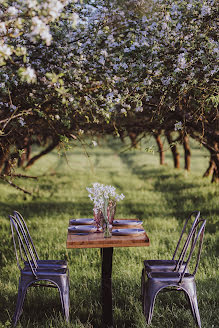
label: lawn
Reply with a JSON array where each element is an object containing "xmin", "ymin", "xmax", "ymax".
[{"xmin": 0, "ymin": 136, "xmax": 218, "ymax": 328}]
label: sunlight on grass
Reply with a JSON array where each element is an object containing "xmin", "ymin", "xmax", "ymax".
[{"xmin": 0, "ymin": 136, "xmax": 218, "ymax": 328}]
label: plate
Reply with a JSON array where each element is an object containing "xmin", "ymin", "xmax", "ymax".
[
  {"xmin": 113, "ymin": 220, "xmax": 143, "ymax": 227},
  {"xmin": 68, "ymin": 225, "xmax": 97, "ymax": 233},
  {"xmin": 70, "ymin": 218, "xmax": 94, "ymax": 225},
  {"xmin": 112, "ymin": 228, "xmax": 145, "ymax": 236}
]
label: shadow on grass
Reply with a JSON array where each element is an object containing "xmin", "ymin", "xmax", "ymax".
[
  {"xmin": 118, "ymin": 152, "xmax": 219, "ymax": 231},
  {"xmin": 0, "ymin": 201, "xmax": 92, "ymax": 219},
  {"xmin": 1, "ymin": 274, "xmax": 218, "ymax": 328},
  {"xmin": 111, "ymin": 274, "xmax": 219, "ymax": 328}
]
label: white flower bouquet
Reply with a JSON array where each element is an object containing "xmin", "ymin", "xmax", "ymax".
[{"xmin": 86, "ymin": 182, "xmax": 125, "ymax": 237}]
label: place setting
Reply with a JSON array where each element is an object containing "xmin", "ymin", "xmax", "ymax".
[
  {"xmin": 68, "ymin": 183, "xmax": 147, "ymax": 239},
  {"xmin": 111, "ymin": 219, "xmax": 144, "ymax": 236},
  {"xmin": 68, "ymin": 218, "xmax": 97, "ymax": 235}
]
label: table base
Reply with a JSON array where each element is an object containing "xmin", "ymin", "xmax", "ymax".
[{"xmin": 101, "ymin": 247, "xmax": 113, "ymax": 327}]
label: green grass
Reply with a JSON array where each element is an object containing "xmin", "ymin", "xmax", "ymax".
[{"xmin": 0, "ymin": 136, "xmax": 218, "ymax": 328}]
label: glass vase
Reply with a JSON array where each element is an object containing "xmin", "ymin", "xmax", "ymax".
[
  {"xmin": 94, "ymin": 208, "xmax": 103, "ymax": 232},
  {"xmin": 103, "ymin": 219, "xmax": 112, "ymax": 238},
  {"xmin": 107, "ymin": 200, "xmax": 117, "ymax": 225},
  {"xmin": 102, "ymin": 199, "xmax": 112, "ymax": 238}
]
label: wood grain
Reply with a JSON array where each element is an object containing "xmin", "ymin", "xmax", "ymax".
[{"xmin": 66, "ymin": 218, "xmax": 150, "ymax": 249}]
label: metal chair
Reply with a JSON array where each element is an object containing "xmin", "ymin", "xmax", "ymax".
[
  {"xmin": 142, "ymin": 211, "xmax": 200, "ymax": 274},
  {"xmin": 13, "ymin": 211, "xmax": 67, "ymax": 269},
  {"xmin": 9, "ymin": 214, "xmax": 70, "ymax": 327},
  {"xmin": 142, "ymin": 219, "xmax": 206, "ymax": 327}
]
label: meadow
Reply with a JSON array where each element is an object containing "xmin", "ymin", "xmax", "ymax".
[{"xmin": 0, "ymin": 136, "xmax": 218, "ymax": 328}]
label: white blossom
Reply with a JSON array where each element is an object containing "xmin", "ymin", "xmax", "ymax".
[
  {"xmin": 0, "ymin": 44, "xmax": 12, "ymax": 58},
  {"xmin": 0, "ymin": 22, "xmax": 6, "ymax": 34},
  {"xmin": 44, "ymin": 0, "xmax": 65, "ymax": 21},
  {"xmin": 7, "ymin": 6, "xmax": 18, "ymax": 16},
  {"xmin": 26, "ymin": 0, "xmax": 39, "ymax": 9},
  {"xmin": 87, "ymin": 183, "xmax": 125, "ymax": 213},
  {"xmin": 201, "ymin": 5, "xmax": 211, "ymax": 17},
  {"xmin": 177, "ymin": 53, "xmax": 187, "ymax": 70},
  {"xmin": 135, "ymin": 106, "xmax": 143, "ymax": 112},
  {"xmin": 174, "ymin": 121, "xmax": 183, "ymax": 131},
  {"xmin": 18, "ymin": 118, "xmax": 25, "ymax": 126},
  {"xmin": 31, "ymin": 17, "xmax": 52, "ymax": 46},
  {"xmin": 99, "ymin": 56, "xmax": 105, "ymax": 65},
  {"xmin": 20, "ymin": 67, "xmax": 37, "ymax": 83},
  {"xmin": 71, "ymin": 12, "xmax": 79, "ymax": 27}
]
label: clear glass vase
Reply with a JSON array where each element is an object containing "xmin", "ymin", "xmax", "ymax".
[
  {"xmin": 107, "ymin": 200, "xmax": 117, "ymax": 225},
  {"xmin": 103, "ymin": 219, "xmax": 112, "ymax": 238},
  {"xmin": 102, "ymin": 199, "xmax": 112, "ymax": 238}
]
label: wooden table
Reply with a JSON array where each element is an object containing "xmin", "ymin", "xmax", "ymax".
[{"xmin": 66, "ymin": 219, "xmax": 150, "ymax": 327}]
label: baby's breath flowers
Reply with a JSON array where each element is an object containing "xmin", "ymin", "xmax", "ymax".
[{"xmin": 86, "ymin": 183, "xmax": 125, "ymax": 215}]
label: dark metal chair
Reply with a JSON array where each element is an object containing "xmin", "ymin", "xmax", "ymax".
[
  {"xmin": 13, "ymin": 211, "xmax": 67, "ymax": 269},
  {"xmin": 143, "ymin": 211, "xmax": 200, "ymax": 274},
  {"xmin": 142, "ymin": 219, "xmax": 206, "ymax": 327},
  {"xmin": 9, "ymin": 214, "xmax": 70, "ymax": 327}
]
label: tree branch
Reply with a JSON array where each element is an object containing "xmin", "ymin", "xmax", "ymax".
[{"xmin": 0, "ymin": 175, "xmax": 32, "ymax": 195}]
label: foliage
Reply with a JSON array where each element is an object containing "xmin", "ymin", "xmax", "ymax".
[{"xmin": 0, "ymin": 0, "xmax": 218, "ymax": 178}]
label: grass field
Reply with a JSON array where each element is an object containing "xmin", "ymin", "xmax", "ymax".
[{"xmin": 0, "ymin": 136, "xmax": 218, "ymax": 328}]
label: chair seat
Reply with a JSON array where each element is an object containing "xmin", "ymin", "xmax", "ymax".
[
  {"xmin": 149, "ymin": 271, "xmax": 195, "ymax": 282},
  {"xmin": 144, "ymin": 259, "xmax": 187, "ymax": 272},
  {"xmin": 22, "ymin": 267, "xmax": 67, "ymax": 277},
  {"xmin": 144, "ymin": 259, "xmax": 177, "ymax": 271},
  {"xmin": 24, "ymin": 259, "xmax": 67, "ymax": 268}
]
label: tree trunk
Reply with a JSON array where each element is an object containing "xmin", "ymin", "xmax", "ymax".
[
  {"xmin": 212, "ymin": 165, "xmax": 219, "ymax": 183},
  {"xmin": 202, "ymin": 141, "xmax": 219, "ymax": 183},
  {"xmin": 182, "ymin": 135, "xmax": 191, "ymax": 171},
  {"xmin": 18, "ymin": 138, "xmax": 31, "ymax": 167},
  {"xmin": 0, "ymin": 145, "xmax": 9, "ymax": 173},
  {"xmin": 166, "ymin": 131, "xmax": 180, "ymax": 168},
  {"xmin": 203, "ymin": 156, "xmax": 215, "ymax": 177},
  {"xmin": 129, "ymin": 132, "xmax": 138, "ymax": 148},
  {"xmin": 118, "ymin": 130, "xmax": 125, "ymax": 143},
  {"xmin": 211, "ymin": 142, "xmax": 219, "ymax": 183},
  {"xmin": 25, "ymin": 138, "xmax": 59, "ymax": 169},
  {"xmin": 2, "ymin": 152, "xmax": 19, "ymax": 175},
  {"xmin": 153, "ymin": 132, "xmax": 165, "ymax": 165}
]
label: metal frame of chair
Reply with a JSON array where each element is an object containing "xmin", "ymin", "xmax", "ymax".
[
  {"xmin": 141, "ymin": 211, "xmax": 200, "ymax": 301},
  {"xmin": 143, "ymin": 210, "xmax": 200, "ymax": 274},
  {"xmin": 142, "ymin": 218, "xmax": 206, "ymax": 327},
  {"xmin": 13, "ymin": 211, "xmax": 67, "ymax": 269},
  {"xmin": 9, "ymin": 214, "xmax": 70, "ymax": 327}
]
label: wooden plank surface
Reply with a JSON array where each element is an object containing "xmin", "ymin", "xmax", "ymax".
[{"xmin": 66, "ymin": 218, "xmax": 150, "ymax": 249}]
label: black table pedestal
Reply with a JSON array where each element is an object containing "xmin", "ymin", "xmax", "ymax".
[{"xmin": 101, "ymin": 247, "xmax": 113, "ymax": 327}]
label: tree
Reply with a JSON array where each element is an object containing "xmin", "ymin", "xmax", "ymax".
[{"xmin": 0, "ymin": 0, "xmax": 218, "ymax": 183}]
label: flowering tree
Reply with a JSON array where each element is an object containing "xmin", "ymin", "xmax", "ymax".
[
  {"xmin": 0, "ymin": 0, "xmax": 79, "ymax": 175},
  {"xmin": 0, "ymin": 0, "xmax": 218, "ymax": 185}
]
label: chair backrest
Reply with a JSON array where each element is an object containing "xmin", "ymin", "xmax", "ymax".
[
  {"xmin": 172, "ymin": 211, "xmax": 200, "ymax": 264},
  {"xmin": 179, "ymin": 219, "xmax": 206, "ymax": 282},
  {"xmin": 9, "ymin": 215, "xmax": 38, "ymax": 278},
  {"xmin": 13, "ymin": 211, "xmax": 39, "ymax": 261}
]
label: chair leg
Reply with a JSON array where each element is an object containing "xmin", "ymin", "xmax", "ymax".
[
  {"xmin": 183, "ymin": 282, "xmax": 201, "ymax": 328},
  {"xmin": 143, "ymin": 280, "xmax": 158, "ymax": 325},
  {"xmin": 141, "ymin": 268, "xmax": 145, "ymax": 305},
  {"xmin": 58, "ymin": 276, "xmax": 70, "ymax": 322},
  {"xmin": 12, "ymin": 281, "xmax": 28, "ymax": 327}
]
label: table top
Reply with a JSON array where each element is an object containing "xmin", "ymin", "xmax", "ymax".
[{"xmin": 66, "ymin": 218, "xmax": 150, "ymax": 249}]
